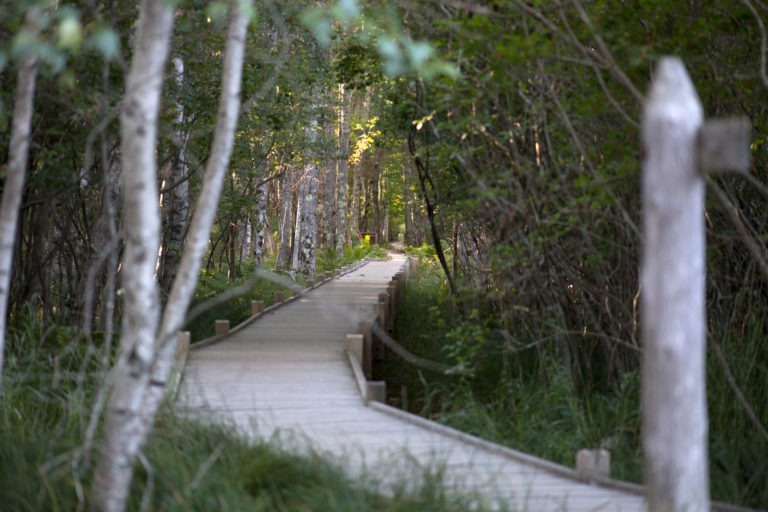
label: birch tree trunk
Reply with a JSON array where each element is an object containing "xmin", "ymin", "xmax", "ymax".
[
  {"xmin": 276, "ymin": 166, "xmax": 294, "ymax": 268},
  {"xmin": 641, "ymin": 57, "xmax": 709, "ymax": 512},
  {"xmin": 349, "ymin": 160, "xmax": 362, "ymax": 241},
  {"xmin": 141, "ymin": 0, "xmax": 249, "ymax": 432},
  {"xmin": 336, "ymin": 84, "xmax": 350, "ymax": 253},
  {"xmin": 90, "ymin": 1, "xmax": 174, "ymax": 510},
  {"xmin": 291, "ymin": 177, "xmax": 303, "ymax": 270},
  {"xmin": 252, "ymin": 182, "xmax": 268, "ymax": 264},
  {"xmin": 297, "ymin": 115, "xmax": 319, "ymax": 277},
  {"xmin": 0, "ymin": 8, "xmax": 38, "ymax": 397},
  {"xmin": 323, "ymin": 113, "xmax": 336, "ymax": 250},
  {"xmin": 381, "ymin": 175, "xmax": 389, "ymax": 244},
  {"xmin": 159, "ymin": 55, "xmax": 190, "ymax": 294},
  {"xmin": 402, "ymin": 156, "xmax": 414, "ymax": 246}
]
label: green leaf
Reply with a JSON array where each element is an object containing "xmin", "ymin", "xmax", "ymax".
[
  {"xmin": 87, "ymin": 26, "xmax": 119, "ymax": 61},
  {"xmin": 300, "ymin": 7, "xmax": 332, "ymax": 46},
  {"xmin": 56, "ymin": 14, "xmax": 82, "ymax": 51},
  {"xmin": 206, "ymin": 1, "xmax": 228, "ymax": 27}
]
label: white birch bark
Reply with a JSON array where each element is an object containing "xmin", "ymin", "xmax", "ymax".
[
  {"xmin": 90, "ymin": 1, "xmax": 173, "ymax": 510},
  {"xmin": 297, "ymin": 114, "xmax": 319, "ymax": 277},
  {"xmin": 276, "ymin": 167, "xmax": 294, "ymax": 268},
  {"xmin": 142, "ymin": 0, "xmax": 249, "ymax": 430},
  {"xmin": 323, "ymin": 113, "xmax": 336, "ymax": 249},
  {"xmin": 402, "ymin": 155, "xmax": 414, "ymax": 246},
  {"xmin": 291, "ymin": 178, "xmax": 303, "ymax": 270},
  {"xmin": 0, "ymin": 8, "xmax": 39, "ymax": 397},
  {"xmin": 336, "ymin": 84, "xmax": 350, "ymax": 253},
  {"xmin": 159, "ymin": 55, "xmax": 190, "ymax": 293},
  {"xmin": 252, "ymin": 182, "xmax": 268, "ymax": 264},
  {"xmin": 641, "ymin": 57, "xmax": 709, "ymax": 512}
]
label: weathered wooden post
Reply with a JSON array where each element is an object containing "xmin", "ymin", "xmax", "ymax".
[
  {"xmin": 251, "ymin": 300, "xmax": 264, "ymax": 315},
  {"xmin": 576, "ymin": 448, "xmax": 610, "ymax": 480},
  {"xmin": 346, "ymin": 334, "xmax": 364, "ymax": 366},
  {"xmin": 641, "ymin": 57, "xmax": 750, "ymax": 512},
  {"xmin": 274, "ymin": 291, "xmax": 285, "ymax": 303},
  {"xmin": 215, "ymin": 319, "xmax": 230, "ymax": 336},
  {"xmin": 325, "ymin": 270, "xmax": 332, "ymax": 281},
  {"xmin": 357, "ymin": 320, "xmax": 373, "ymax": 378}
]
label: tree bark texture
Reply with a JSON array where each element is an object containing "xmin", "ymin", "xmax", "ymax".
[
  {"xmin": 336, "ymin": 84, "xmax": 350, "ymax": 253},
  {"xmin": 296, "ymin": 113, "xmax": 319, "ymax": 276},
  {"xmin": 276, "ymin": 166, "xmax": 294, "ymax": 269},
  {"xmin": 144, "ymin": 0, "xmax": 249, "ymax": 431},
  {"xmin": 323, "ymin": 112, "xmax": 336, "ymax": 250},
  {"xmin": 640, "ymin": 56, "xmax": 709, "ymax": 512},
  {"xmin": 91, "ymin": 1, "xmax": 174, "ymax": 510},
  {"xmin": 0, "ymin": 8, "xmax": 39, "ymax": 398},
  {"xmin": 252, "ymin": 182, "xmax": 268, "ymax": 264},
  {"xmin": 159, "ymin": 55, "xmax": 190, "ymax": 295}
]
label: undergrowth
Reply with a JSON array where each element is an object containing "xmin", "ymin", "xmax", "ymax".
[
  {"xmin": 386, "ymin": 259, "xmax": 768, "ymax": 509},
  {"xmin": 0, "ymin": 304, "xmax": 492, "ymax": 512}
]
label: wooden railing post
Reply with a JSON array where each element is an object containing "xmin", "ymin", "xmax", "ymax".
[
  {"xmin": 641, "ymin": 57, "xmax": 749, "ymax": 512},
  {"xmin": 357, "ymin": 320, "xmax": 373, "ymax": 378},
  {"xmin": 251, "ymin": 300, "xmax": 264, "ymax": 315},
  {"xmin": 346, "ymin": 334, "xmax": 364, "ymax": 367},
  {"xmin": 576, "ymin": 449, "xmax": 610, "ymax": 480},
  {"xmin": 215, "ymin": 319, "xmax": 230, "ymax": 336},
  {"xmin": 274, "ymin": 291, "xmax": 285, "ymax": 303}
]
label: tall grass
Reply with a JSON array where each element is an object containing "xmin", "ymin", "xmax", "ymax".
[{"xmin": 387, "ymin": 260, "xmax": 767, "ymax": 509}]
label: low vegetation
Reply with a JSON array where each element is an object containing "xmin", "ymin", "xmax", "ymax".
[{"xmin": 385, "ymin": 257, "xmax": 768, "ymax": 510}]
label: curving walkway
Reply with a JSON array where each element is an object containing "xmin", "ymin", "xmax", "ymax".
[{"xmin": 178, "ymin": 256, "xmax": 646, "ymax": 511}]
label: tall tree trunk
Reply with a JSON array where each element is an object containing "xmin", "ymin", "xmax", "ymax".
[
  {"xmin": 336, "ymin": 83, "xmax": 350, "ymax": 253},
  {"xmin": 252, "ymin": 182, "xmax": 268, "ymax": 264},
  {"xmin": 0, "ymin": 7, "xmax": 38, "ymax": 397},
  {"xmin": 142, "ymin": 0, "xmax": 249, "ymax": 433},
  {"xmin": 381, "ymin": 175, "xmax": 388, "ymax": 244},
  {"xmin": 276, "ymin": 166, "xmax": 294, "ymax": 269},
  {"xmin": 350, "ymin": 159, "xmax": 363, "ymax": 241},
  {"xmin": 403, "ymin": 156, "xmax": 414, "ymax": 245},
  {"xmin": 90, "ymin": 1, "xmax": 174, "ymax": 510},
  {"xmin": 323, "ymin": 112, "xmax": 336, "ymax": 250},
  {"xmin": 159, "ymin": 55, "xmax": 189, "ymax": 295},
  {"xmin": 291, "ymin": 177, "xmax": 303, "ymax": 270},
  {"xmin": 297, "ymin": 114, "xmax": 319, "ymax": 277},
  {"xmin": 372, "ymin": 170, "xmax": 380, "ymax": 241}
]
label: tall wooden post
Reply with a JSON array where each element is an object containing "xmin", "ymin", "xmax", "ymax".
[{"xmin": 641, "ymin": 57, "xmax": 708, "ymax": 512}]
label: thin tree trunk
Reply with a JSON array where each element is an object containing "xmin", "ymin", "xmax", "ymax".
[
  {"xmin": 403, "ymin": 156, "xmax": 414, "ymax": 245},
  {"xmin": 336, "ymin": 83, "xmax": 350, "ymax": 253},
  {"xmin": 350, "ymin": 159, "xmax": 363, "ymax": 241},
  {"xmin": 297, "ymin": 114, "xmax": 319, "ymax": 277},
  {"xmin": 276, "ymin": 166, "xmax": 294, "ymax": 269},
  {"xmin": 159, "ymin": 55, "xmax": 189, "ymax": 295},
  {"xmin": 324, "ymin": 113, "xmax": 336, "ymax": 250},
  {"xmin": 142, "ymin": 0, "xmax": 249, "ymax": 433},
  {"xmin": 0, "ymin": 7, "xmax": 38, "ymax": 398},
  {"xmin": 252, "ymin": 182, "xmax": 268, "ymax": 264},
  {"xmin": 90, "ymin": 1, "xmax": 174, "ymax": 510},
  {"xmin": 381, "ymin": 175, "xmax": 389, "ymax": 244},
  {"xmin": 291, "ymin": 177, "xmax": 303, "ymax": 270}
]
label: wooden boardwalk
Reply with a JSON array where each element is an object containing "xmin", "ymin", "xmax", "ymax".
[{"xmin": 179, "ymin": 256, "xmax": 646, "ymax": 511}]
